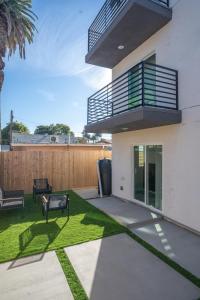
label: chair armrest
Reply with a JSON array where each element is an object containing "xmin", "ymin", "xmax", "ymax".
[
  {"xmin": 41, "ymin": 195, "xmax": 48, "ymax": 204},
  {"xmin": 41, "ymin": 195, "xmax": 48, "ymax": 211},
  {"xmin": 4, "ymin": 190, "xmax": 24, "ymax": 198}
]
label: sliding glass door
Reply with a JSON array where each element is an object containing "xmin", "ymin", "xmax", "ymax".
[
  {"xmin": 146, "ymin": 145, "xmax": 162, "ymax": 210},
  {"xmin": 144, "ymin": 54, "xmax": 156, "ymax": 106},
  {"xmin": 134, "ymin": 145, "xmax": 145, "ymax": 202},
  {"xmin": 128, "ymin": 64, "xmax": 141, "ymax": 109},
  {"xmin": 134, "ymin": 145, "xmax": 162, "ymax": 210}
]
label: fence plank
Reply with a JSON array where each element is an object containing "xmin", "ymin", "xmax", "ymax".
[{"xmin": 0, "ymin": 150, "xmax": 111, "ymax": 193}]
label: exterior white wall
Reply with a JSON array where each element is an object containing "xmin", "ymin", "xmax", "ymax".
[{"xmin": 112, "ymin": 0, "xmax": 200, "ymax": 232}]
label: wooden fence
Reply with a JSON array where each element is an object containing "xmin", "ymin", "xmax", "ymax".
[{"xmin": 0, "ymin": 150, "xmax": 112, "ymax": 193}]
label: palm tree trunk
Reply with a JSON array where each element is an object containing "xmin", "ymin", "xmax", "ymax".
[
  {"xmin": 0, "ymin": 59, "xmax": 4, "ymax": 146},
  {"xmin": 0, "ymin": 17, "xmax": 7, "ymax": 146},
  {"xmin": 0, "ymin": 58, "xmax": 5, "ymax": 91},
  {"xmin": 0, "ymin": 16, "xmax": 6, "ymax": 91},
  {"xmin": 0, "ymin": 58, "xmax": 4, "ymax": 146}
]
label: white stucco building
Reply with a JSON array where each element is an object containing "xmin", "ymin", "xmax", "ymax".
[{"xmin": 85, "ymin": 0, "xmax": 200, "ymax": 233}]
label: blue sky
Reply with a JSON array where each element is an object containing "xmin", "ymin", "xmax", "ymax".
[{"xmin": 2, "ymin": 0, "xmax": 111, "ymax": 135}]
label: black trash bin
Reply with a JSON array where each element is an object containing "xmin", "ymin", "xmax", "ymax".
[{"xmin": 98, "ymin": 159, "xmax": 112, "ymax": 196}]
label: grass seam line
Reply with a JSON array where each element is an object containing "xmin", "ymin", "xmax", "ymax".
[{"xmin": 56, "ymin": 249, "xmax": 89, "ymax": 300}]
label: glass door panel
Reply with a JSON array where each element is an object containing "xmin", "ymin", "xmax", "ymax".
[
  {"xmin": 144, "ymin": 54, "xmax": 156, "ymax": 106},
  {"xmin": 134, "ymin": 145, "xmax": 145, "ymax": 203},
  {"xmin": 134, "ymin": 144, "xmax": 162, "ymax": 210},
  {"xmin": 128, "ymin": 64, "xmax": 141, "ymax": 109},
  {"xmin": 146, "ymin": 145, "xmax": 162, "ymax": 210}
]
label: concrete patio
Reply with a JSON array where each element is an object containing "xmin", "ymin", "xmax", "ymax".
[
  {"xmin": 65, "ymin": 234, "xmax": 200, "ymax": 300},
  {"xmin": 0, "ymin": 251, "xmax": 74, "ymax": 300},
  {"xmin": 79, "ymin": 190, "xmax": 200, "ymax": 280},
  {"xmin": 132, "ymin": 219, "xmax": 200, "ymax": 278}
]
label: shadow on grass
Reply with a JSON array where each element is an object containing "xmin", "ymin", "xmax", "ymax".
[
  {"xmin": 80, "ymin": 212, "xmax": 124, "ymax": 238},
  {"xmin": 0, "ymin": 191, "xmax": 125, "ymax": 269},
  {"xmin": 8, "ymin": 216, "xmax": 70, "ymax": 269},
  {"xmin": 19, "ymin": 220, "xmax": 61, "ymax": 251}
]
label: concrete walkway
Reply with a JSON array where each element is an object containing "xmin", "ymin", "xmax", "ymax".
[
  {"xmin": 87, "ymin": 196, "xmax": 162, "ymax": 227},
  {"xmin": 0, "ymin": 251, "xmax": 74, "ymax": 300},
  {"xmin": 73, "ymin": 187, "xmax": 99, "ymax": 200},
  {"xmin": 84, "ymin": 195, "xmax": 200, "ymax": 280},
  {"xmin": 65, "ymin": 234, "xmax": 200, "ymax": 300},
  {"xmin": 132, "ymin": 219, "xmax": 200, "ymax": 278}
]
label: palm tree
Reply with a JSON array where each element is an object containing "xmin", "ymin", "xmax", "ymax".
[
  {"xmin": 0, "ymin": 0, "xmax": 37, "ymax": 90},
  {"xmin": 0, "ymin": 0, "xmax": 37, "ymax": 145}
]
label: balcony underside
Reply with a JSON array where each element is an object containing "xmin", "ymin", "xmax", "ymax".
[
  {"xmin": 85, "ymin": 107, "xmax": 182, "ymax": 134},
  {"xmin": 86, "ymin": 0, "xmax": 172, "ymax": 68}
]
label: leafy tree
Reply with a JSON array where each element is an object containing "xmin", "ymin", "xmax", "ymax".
[
  {"xmin": 0, "ymin": 0, "xmax": 37, "ymax": 91},
  {"xmin": 76, "ymin": 137, "xmax": 87, "ymax": 144},
  {"xmin": 2, "ymin": 121, "xmax": 29, "ymax": 144},
  {"xmin": 91, "ymin": 134, "xmax": 97, "ymax": 144},
  {"xmin": 34, "ymin": 125, "xmax": 51, "ymax": 135},
  {"xmin": 91, "ymin": 133, "xmax": 102, "ymax": 143},
  {"xmin": 81, "ymin": 130, "xmax": 102, "ymax": 144},
  {"xmin": 70, "ymin": 131, "xmax": 75, "ymax": 137},
  {"xmin": 34, "ymin": 124, "xmax": 72, "ymax": 135},
  {"xmin": 94, "ymin": 133, "xmax": 102, "ymax": 141},
  {"xmin": 51, "ymin": 123, "xmax": 71, "ymax": 135},
  {"xmin": 82, "ymin": 129, "xmax": 91, "ymax": 142}
]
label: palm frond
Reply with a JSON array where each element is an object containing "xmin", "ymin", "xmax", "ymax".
[{"xmin": 0, "ymin": 0, "xmax": 37, "ymax": 59}]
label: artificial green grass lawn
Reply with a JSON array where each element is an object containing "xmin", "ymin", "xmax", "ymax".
[
  {"xmin": 0, "ymin": 191, "xmax": 125, "ymax": 263},
  {"xmin": 1, "ymin": 190, "xmax": 199, "ymax": 294}
]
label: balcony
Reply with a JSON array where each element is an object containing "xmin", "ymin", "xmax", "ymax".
[
  {"xmin": 86, "ymin": 0, "xmax": 172, "ymax": 68},
  {"xmin": 85, "ymin": 62, "xmax": 182, "ymax": 134}
]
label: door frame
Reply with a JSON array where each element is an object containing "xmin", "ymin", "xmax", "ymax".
[
  {"xmin": 142, "ymin": 51, "xmax": 156, "ymax": 62},
  {"xmin": 127, "ymin": 52, "xmax": 157, "ymax": 109},
  {"xmin": 131, "ymin": 143, "xmax": 164, "ymax": 213}
]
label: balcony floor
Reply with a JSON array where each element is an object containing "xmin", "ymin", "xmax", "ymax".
[
  {"xmin": 85, "ymin": 106, "xmax": 182, "ymax": 134},
  {"xmin": 86, "ymin": 0, "xmax": 172, "ymax": 68}
]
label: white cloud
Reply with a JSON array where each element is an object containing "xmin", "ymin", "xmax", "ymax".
[
  {"xmin": 81, "ymin": 68, "xmax": 111, "ymax": 90},
  {"xmin": 7, "ymin": 6, "xmax": 112, "ymax": 91}
]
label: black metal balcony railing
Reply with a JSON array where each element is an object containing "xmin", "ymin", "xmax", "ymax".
[
  {"xmin": 87, "ymin": 62, "xmax": 178, "ymax": 124},
  {"xmin": 88, "ymin": 0, "xmax": 170, "ymax": 52}
]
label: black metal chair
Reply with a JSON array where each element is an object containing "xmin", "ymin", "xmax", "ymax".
[
  {"xmin": 33, "ymin": 178, "xmax": 52, "ymax": 202},
  {"xmin": 41, "ymin": 194, "xmax": 69, "ymax": 223}
]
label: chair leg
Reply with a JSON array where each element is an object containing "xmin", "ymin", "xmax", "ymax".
[
  {"xmin": 46, "ymin": 211, "xmax": 48, "ymax": 224},
  {"xmin": 67, "ymin": 204, "xmax": 70, "ymax": 220}
]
